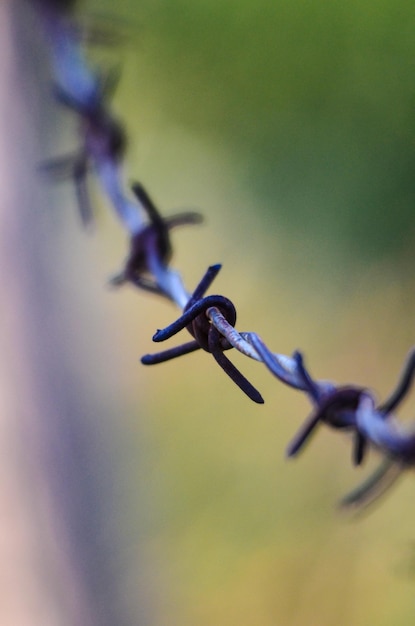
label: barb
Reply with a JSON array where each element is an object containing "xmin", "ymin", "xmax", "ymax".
[
  {"xmin": 111, "ymin": 183, "xmax": 203, "ymax": 301},
  {"xmin": 33, "ymin": 0, "xmax": 415, "ymax": 510},
  {"xmin": 142, "ymin": 265, "xmax": 264, "ymax": 404}
]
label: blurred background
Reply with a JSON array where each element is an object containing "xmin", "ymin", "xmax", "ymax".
[
  {"xmin": 85, "ymin": 1, "xmax": 415, "ymax": 624},
  {"xmin": 10, "ymin": 0, "xmax": 415, "ymax": 624}
]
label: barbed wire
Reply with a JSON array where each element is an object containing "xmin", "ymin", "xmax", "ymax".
[{"xmin": 31, "ymin": 0, "xmax": 415, "ymax": 509}]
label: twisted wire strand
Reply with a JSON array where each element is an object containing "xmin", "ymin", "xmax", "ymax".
[{"xmin": 32, "ymin": 0, "xmax": 415, "ymax": 509}]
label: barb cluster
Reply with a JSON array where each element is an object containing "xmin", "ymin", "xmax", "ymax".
[{"xmin": 33, "ymin": 0, "xmax": 415, "ymax": 510}]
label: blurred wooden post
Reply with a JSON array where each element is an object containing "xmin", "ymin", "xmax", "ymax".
[{"xmin": 0, "ymin": 2, "xmax": 143, "ymax": 623}]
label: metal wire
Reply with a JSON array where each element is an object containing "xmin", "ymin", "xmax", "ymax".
[{"xmin": 33, "ymin": 0, "xmax": 415, "ymax": 509}]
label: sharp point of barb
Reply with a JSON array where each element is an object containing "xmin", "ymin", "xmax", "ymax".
[
  {"xmin": 286, "ymin": 441, "xmax": 302, "ymax": 458},
  {"xmin": 140, "ymin": 354, "xmax": 153, "ymax": 365},
  {"xmin": 255, "ymin": 393, "xmax": 265, "ymax": 404}
]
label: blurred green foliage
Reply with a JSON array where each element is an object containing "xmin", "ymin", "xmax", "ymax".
[{"xmin": 89, "ymin": 0, "xmax": 415, "ymax": 262}]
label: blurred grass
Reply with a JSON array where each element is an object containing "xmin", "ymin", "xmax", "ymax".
[{"xmin": 78, "ymin": 1, "xmax": 415, "ymax": 624}]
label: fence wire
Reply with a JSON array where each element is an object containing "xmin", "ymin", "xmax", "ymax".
[{"xmin": 32, "ymin": 0, "xmax": 415, "ymax": 509}]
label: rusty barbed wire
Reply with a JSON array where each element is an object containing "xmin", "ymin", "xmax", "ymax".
[{"xmin": 32, "ymin": 0, "xmax": 415, "ymax": 509}]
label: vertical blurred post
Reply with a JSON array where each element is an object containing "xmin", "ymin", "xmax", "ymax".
[{"xmin": 0, "ymin": 1, "xmax": 142, "ymax": 624}]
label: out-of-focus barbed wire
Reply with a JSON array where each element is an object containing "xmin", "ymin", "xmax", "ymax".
[{"xmin": 31, "ymin": 0, "xmax": 415, "ymax": 509}]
